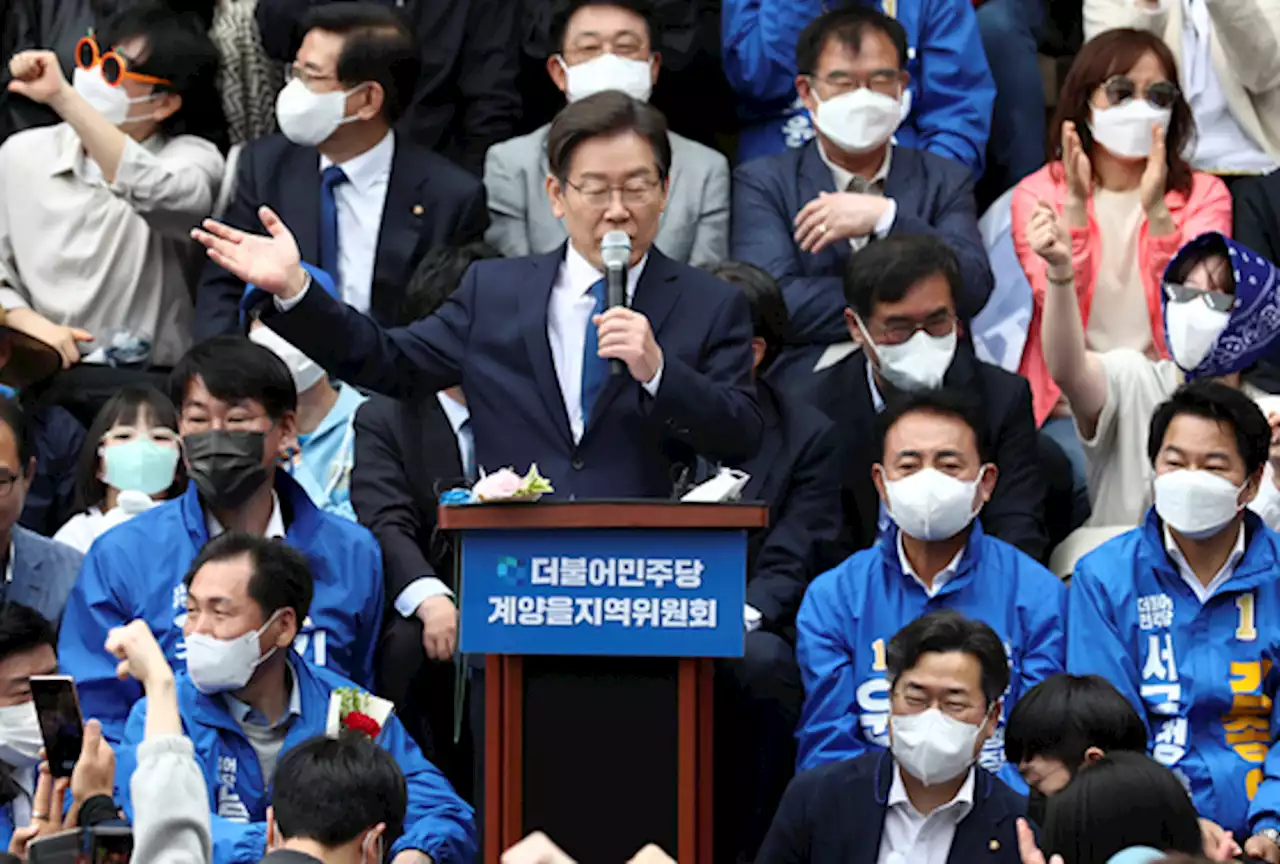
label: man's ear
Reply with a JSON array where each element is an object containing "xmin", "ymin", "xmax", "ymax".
[
  {"xmin": 266, "ymin": 807, "xmax": 279, "ymax": 850},
  {"xmin": 985, "ymin": 700, "xmax": 1002, "ymax": 738},
  {"xmin": 649, "ymin": 51, "xmax": 662, "ymax": 85},
  {"xmin": 872, "ymin": 463, "xmax": 889, "ymax": 509},
  {"xmin": 1241, "ymin": 465, "xmax": 1265, "ymax": 506},
  {"xmin": 845, "ymin": 308, "xmax": 864, "ymax": 345},
  {"xmin": 1082, "ymin": 746, "xmax": 1104, "ymax": 767},
  {"xmin": 977, "ymin": 463, "xmax": 999, "ymax": 505},
  {"xmin": 795, "ymin": 74, "xmax": 816, "ymax": 114},
  {"xmin": 547, "ymin": 54, "xmax": 569, "ymax": 94},
  {"xmin": 153, "ymin": 92, "xmax": 182, "ymax": 123},
  {"xmin": 547, "ymin": 174, "xmax": 568, "ymax": 221}
]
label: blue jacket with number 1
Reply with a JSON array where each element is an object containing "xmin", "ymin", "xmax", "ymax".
[
  {"xmin": 1068, "ymin": 509, "xmax": 1280, "ymax": 839},
  {"xmin": 795, "ymin": 520, "xmax": 1066, "ymax": 791}
]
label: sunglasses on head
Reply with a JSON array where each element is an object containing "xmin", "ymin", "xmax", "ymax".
[
  {"xmin": 1101, "ymin": 75, "xmax": 1179, "ymax": 110},
  {"xmin": 75, "ymin": 36, "xmax": 171, "ymax": 88},
  {"xmin": 1164, "ymin": 282, "xmax": 1235, "ymax": 312}
]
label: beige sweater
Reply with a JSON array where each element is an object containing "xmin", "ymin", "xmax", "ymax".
[{"xmin": 1084, "ymin": 0, "xmax": 1280, "ymax": 163}]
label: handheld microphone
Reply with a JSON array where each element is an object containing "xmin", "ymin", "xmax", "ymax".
[{"xmin": 600, "ymin": 230, "xmax": 631, "ymax": 377}]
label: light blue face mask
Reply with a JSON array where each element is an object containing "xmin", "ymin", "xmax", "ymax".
[{"xmin": 102, "ymin": 437, "xmax": 180, "ymax": 496}]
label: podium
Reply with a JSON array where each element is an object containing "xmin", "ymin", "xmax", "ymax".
[{"xmin": 441, "ymin": 500, "xmax": 768, "ymax": 864}]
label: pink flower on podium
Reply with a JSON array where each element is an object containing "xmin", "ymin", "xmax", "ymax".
[{"xmin": 472, "ymin": 464, "xmax": 554, "ymax": 502}]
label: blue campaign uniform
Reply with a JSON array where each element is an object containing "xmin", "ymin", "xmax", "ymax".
[
  {"xmin": 58, "ymin": 473, "xmax": 384, "ymax": 744},
  {"xmin": 114, "ymin": 658, "xmax": 476, "ymax": 864},
  {"xmin": 795, "ymin": 520, "xmax": 1066, "ymax": 791},
  {"xmin": 1069, "ymin": 509, "xmax": 1280, "ymax": 838}
]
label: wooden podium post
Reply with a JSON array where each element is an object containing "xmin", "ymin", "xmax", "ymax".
[{"xmin": 441, "ymin": 501, "xmax": 767, "ymax": 864}]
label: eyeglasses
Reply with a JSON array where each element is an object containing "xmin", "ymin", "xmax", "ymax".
[
  {"xmin": 1101, "ymin": 75, "xmax": 1179, "ymax": 110},
  {"xmin": 564, "ymin": 175, "xmax": 662, "ymax": 209},
  {"xmin": 809, "ymin": 70, "xmax": 903, "ymax": 98},
  {"xmin": 0, "ymin": 475, "xmax": 21, "ymax": 499},
  {"xmin": 1164, "ymin": 282, "xmax": 1235, "ymax": 312},
  {"xmin": 76, "ymin": 36, "xmax": 172, "ymax": 88},
  {"xmin": 871, "ymin": 311, "xmax": 957, "ymax": 346},
  {"xmin": 286, "ymin": 65, "xmax": 337, "ymax": 87}
]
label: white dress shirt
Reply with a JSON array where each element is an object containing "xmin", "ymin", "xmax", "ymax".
[
  {"xmin": 877, "ymin": 765, "xmax": 976, "ymax": 864},
  {"xmin": 205, "ymin": 492, "xmax": 286, "ymax": 539},
  {"xmin": 1163, "ymin": 522, "xmax": 1246, "ymax": 604},
  {"xmin": 319, "ymin": 131, "xmax": 394, "ymax": 312},
  {"xmin": 897, "ymin": 532, "xmax": 965, "ymax": 598}
]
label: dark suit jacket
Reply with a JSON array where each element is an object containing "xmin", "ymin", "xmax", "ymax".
[
  {"xmin": 194, "ymin": 131, "xmax": 488, "ymax": 339},
  {"xmin": 736, "ymin": 379, "xmax": 841, "ymax": 636},
  {"xmin": 259, "ymin": 247, "xmax": 763, "ymax": 499},
  {"xmin": 757, "ymin": 751, "xmax": 1026, "ymax": 864},
  {"xmin": 350, "ymin": 393, "xmax": 463, "ymax": 601},
  {"xmin": 730, "ymin": 141, "xmax": 993, "ymax": 350},
  {"xmin": 21, "ymin": 404, "xmax": 85, "ymax": 538},
  {"xmin": 806, "ymin": 345, "xmax": 1047, "ymax": 562},
  {"xmin": 256, "ymin": 0, "xmax": 520, "ymax": 176}
]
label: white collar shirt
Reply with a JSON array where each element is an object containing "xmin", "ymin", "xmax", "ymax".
[
  {"xmin": 876, "ymin": 764, "xmax": 976, "ymax": 864},
  {"xmin": 317, "ymin": 130, "xmax": 395, "ymax": 313}
]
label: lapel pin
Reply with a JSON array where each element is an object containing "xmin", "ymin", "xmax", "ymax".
[
  {"xmin": 411, "ymin": 204, "xmax": 424, "ymax": 216},
  {"xmin": 989, "ymin": 840, "xmax": 1000, "ymax": 852}
]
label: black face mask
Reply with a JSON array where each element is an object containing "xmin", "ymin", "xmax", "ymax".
[{"xmin": 183, "ymin": 430, "xmax": 270, "ymax": 510}]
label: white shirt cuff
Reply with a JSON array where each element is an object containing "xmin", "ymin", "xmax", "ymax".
[
  {"xmin": 744, "ymin": 604, "xmax": 762, "ymax": 632},
  {"xmin": 394, "ymin": 577, "xmax": 454, "ymax": 618},
  {"xmin": 873, "ymin": 198, "xmax": 898, "ymax": 238},
  {"xmin": 0, "ymin": 289, "xmax": 29, "ymax": 311},
  {"xmin": 641, "ymin": 356, "xmax": 664, "ymax": 396},
  {"xmin": 272, "ymin": 272, "xmax": 311, "ymax": 312}
]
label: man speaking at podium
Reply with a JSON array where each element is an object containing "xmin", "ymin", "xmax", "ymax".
[{"xmin": 193, "ymin": 91, "xmax": 762, "ymax": 499}]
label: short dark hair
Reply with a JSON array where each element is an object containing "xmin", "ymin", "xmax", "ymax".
[
  {"xmin": 1044, "ymin": 752, "xmax": 1202, "ymax": 864},
  {"xmin": 184, "ymin": 532, "xmax": 314, "ymax": 624},
  {"xmin": 546, "ymin": 90, "xmax": 672, "ymax": 182},
  {"xmin": 1004, "ymin": 675, "xmax": 1148, "ymax": 769},
  {"xmin": 875, "ymin": 389, "xmax": 994, "ymax": 465},
  {"xmin": 302, "ymin": 3, "xmax": 420, "ymax": 124},
  {"xmin": 0, "ymin": 397, "xmax": 36, "ymax": 478},
  {"xmin": 397, "ymin": 242, "xmax": 502, "ymax": 327},
  {"xmin": 551, "ymin": 0, "xmax": 658, "ymax": 54},
  {"xmin": 168, "ymin": 337, "xmax": 297, "ymax": 422},
  {"xmin": 99, "ymin": 1, "xmax": 227, "ymax": 150},
  {"xmin": 795, "ymin": 5, "xmax": 909, "ymax": 76},
  {"xmin": 0, "ymin": 603, "xmax": 56, "ymax": 664},
  {"xmin": 886, "ymin": 610, "xmax": 1009, "ymax": 707},
  {"xmin": 843, "ymin": 235, "xmax": 963, "ymax": 322},
  {"xmin": 272, "ymin": 733, "xmax": 408, "ymax": 847},
  {"xmin": 1147, "ymin": 380, "xmax": 1270, "ymax": 476},
  {"xmin": 73, "ymin": 387, "xmax": 187, "ymax": 512},
  {"xmin": 706, "ymin": 261, "xmax": 789, "ymax": 372}
]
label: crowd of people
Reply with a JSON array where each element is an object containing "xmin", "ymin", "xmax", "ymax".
[{"xmin": 0, "ymin": 0, "xmax": 1278, "ymax": 862}]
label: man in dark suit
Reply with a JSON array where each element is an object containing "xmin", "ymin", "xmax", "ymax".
[
  {"xmin": 194, "ymin": 91, "xmax": 763, "ymax": 499},
  {"xmin": 730, "ymin": 5, "xmax": 993, "ymax": 387},
  {"xmin": 809, "ymin": 235, "xmax": 1047, "ymax": 562},
  {"xmin": 350, "ymin": 241, "xmax": 499, "ymax": 791},
  {"xmin": 194, "ymin": 3, "xmax": 488, "ymax": 340},
  {"xmin": 757, "ymin": 610, "xmax": 1028, "ymax": 864},
  {"xmin": 707, "ymin": 261, "xmax": 841, "ymax": 862}
]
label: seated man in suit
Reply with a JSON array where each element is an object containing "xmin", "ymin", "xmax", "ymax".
[
  {"xmin": 195, "ymin": 3, "xmax": 489, "ymax": 340},
  {"xmin": 112, "ymin": 533, "xmax": 475, "ymax": 864},
  {"xmin": 707, "ymin": 260, "xmax": 841, "ymax": 861},
  {"xmin": 795, "ymin": 390, "xmax": 1065, "ymax": 790},
  {"xmin": 809, "ymin": 235, "xmax": 1047, "ymax": 560},
  {"xmin": 484, "ymin": 0, "xmax": 729, "ymax": 268},
  {"xmin": 194, "ymin": 91, "xmax": 763, "ymax": 500},
  {"xmin": 58, "ymin": 337, "xmax": 385, "ymax": 745},
  {"xmin": 350, "ymin": 241, "xmax": 499, "ymax": 784},
  {"xmin": 759, "ymin": 610, "xmax": 1027, "ymax": 864},
  {"xmin": 730, "ymin": 6, "xmax": 992, "ymax": 386}
]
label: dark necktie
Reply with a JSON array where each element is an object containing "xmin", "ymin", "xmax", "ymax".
[
  {"xmin": 319, "ymin": 165, "xmax": 349, "ymax": 285},
  {"xmin": 847, "ymin": 175, "xmax": 874, "ymax": 195},
  {"xmin": 580, "ymin": 278, "xmax": 608, "ymax": 426}
]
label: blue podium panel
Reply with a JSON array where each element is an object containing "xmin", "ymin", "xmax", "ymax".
[{"xmin": 459, "ymin": 528, "xmax": 746, "ymax": 657}]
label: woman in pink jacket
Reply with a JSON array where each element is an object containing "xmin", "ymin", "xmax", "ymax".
[{"xmin": 1012, "ymin": 28, "xmax": 1231, "ymax": 438}]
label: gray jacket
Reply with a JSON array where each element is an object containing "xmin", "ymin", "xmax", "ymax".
[
  {"xmin": 483, "ymin": 123, "xmax": 730, "ymax": 267},
  {"xmin": 130, "ymin": 735, "xmax": 213, "ymax": 864}
]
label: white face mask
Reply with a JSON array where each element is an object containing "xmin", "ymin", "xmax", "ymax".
[
  {"xmin": 857, "ymin": 318, "xmax": 957, "ymax": 392},
  {"xmin": 275, "ymin": 78, "xmax": 364, "ymax": 147},
  {"xmin": 1154, "ymin": 469, "xmax": 1244, "ymax": 540},
  {"xmin": 1165, "ymin": 300, "xmax": 1230, "ymax": 372},
  {"xmin": 813, "ymin": 87, "xmax": 902, "ymax": 154},
  {"xmin": 0, "ymin": 701, "xmax": 43, "ymax": 769},
  {"xmin": 883, "ymin": 467, "xmax": 984, "ymax": 542},
  {"xmin": 1089, "ymin": 100, "xmax": 1172, "ymax": 159},
  {"xmin": 558, "ymin": 53, "xmax": 653, "ymax": 103},
  {"xmin": 250, "ymin": 325, "xmax": 326, "ymax": 393},
  {"xmin": 72, "ymin": 66, "xmax": 158, "ymax": 127},
  {"xmin": 890, "ymin": 706, "xmax": 987, "ymax": 786},
  {"xmin": 185, "ymin": 610, "xmax": 284, "ymax": 695}
]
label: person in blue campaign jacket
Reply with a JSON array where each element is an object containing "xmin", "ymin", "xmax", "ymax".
[
  {"xmin": 59, "ymin": 337, "xmax": 383, "ymax": 745},
  {"xmin": 1068, "ymin": 380, "xmax": 1280, "ymax": 858},
  {"xmin": 113, "ymin": 533, "xmax": 475, "ymax": 864},
  {"xmin": 796, "ymin": 388, "xmax": 1066, "ymax": 791},
  {"xmin": 721, "ymin": 0, "xmax": 994, "ymax": 173}
]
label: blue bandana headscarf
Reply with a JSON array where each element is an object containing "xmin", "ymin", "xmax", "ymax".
[{"xmin": 1163, "ymin": 232, "xmax": 1280, "ymax": 379}]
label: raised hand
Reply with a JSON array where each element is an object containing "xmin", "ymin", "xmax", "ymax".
[
  {"xmin": 1027, "ymin": 200, "xmax": 1072, "ymax": 273},
  {"xmin": 105, "ymin": 619, "xmax": 174, "ymax": 689},
  {"xmin": 1139, "ymin": 123, "xmax": 1169, "ymax": 215},
  {"xmin": 7, "ymin": 51, "xmax": 69, "ymax": 106},
  {"xmin": 1062, "ymin": 121, "xmax": 1092, "ymax": 207},
  {"xmin": 1017, "ymin": 817, "xmax": 1064, "ymax": 864},
  {"xmin": 191, "ymin": 206, "xmax": 308, "ymax": 300}
]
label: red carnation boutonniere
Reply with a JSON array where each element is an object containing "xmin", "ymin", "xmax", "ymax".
[{"xmin": 328, "ymin": 688, "xmax": 394, "ymax": 740}]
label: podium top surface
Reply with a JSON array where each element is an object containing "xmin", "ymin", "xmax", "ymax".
[{"xmin": 437, "ymin": 499, "xmax": 769, "ymax": 531}]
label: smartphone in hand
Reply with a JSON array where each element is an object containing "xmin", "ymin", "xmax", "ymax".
[{"xmin": 30, "ymin": 675, "xmax": 84, "ymax": 778}]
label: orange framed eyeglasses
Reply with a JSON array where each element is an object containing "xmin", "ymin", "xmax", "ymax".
[{"xmin": 75, "ymin": 36, "xmax": 171, "ymax": 88}]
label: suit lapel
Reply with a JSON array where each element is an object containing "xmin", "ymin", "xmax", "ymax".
[
  {"xmin": 842, "ymin": 353, "xmax": 880, "ymax": 548},
  {"xmin": 799, "ymin": 141, "xmax": 851, "ymax": 275},
  {"xmin": 740, "ymin": 381, "xmax": 783, "ymax": 497},
  {"xmin": 372, "ymin": 134, "xmax": 428, "ymax": 323},
  {"xmin": 521, "ymin": 249, "xmax": 575, "ymax": 448},
  {"xmin": 948, "ymin": 770, "xmax": 1012, "ymax": 864},
  {"xmin": 284, "ymin": 148, "xmax": 322, "ymax": 267}
]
